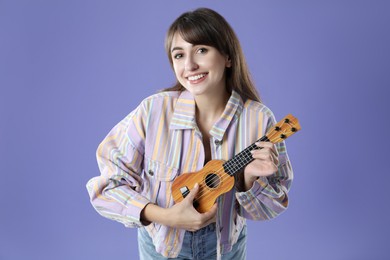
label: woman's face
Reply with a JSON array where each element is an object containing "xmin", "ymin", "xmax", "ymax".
[{"xmin": 170, "ymin": 33, "xmax": 231, "ymax": 98}]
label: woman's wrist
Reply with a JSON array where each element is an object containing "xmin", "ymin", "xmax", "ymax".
[
  {"xmin": 141, "ymin": 203, "xmax": 171, "ymax": 226},
  {"xmin": 244, "ymin": 173, "xmax": 258, "ymax": 191}
]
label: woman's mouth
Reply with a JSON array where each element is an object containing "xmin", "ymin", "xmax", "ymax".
[{"xmin": 187, "ymin": 73, "xmax": 208, "ymax": 84}]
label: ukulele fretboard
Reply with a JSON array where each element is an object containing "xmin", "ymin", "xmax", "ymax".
[{"xmin": 223, "ymin": 136, "xmax": 269, "ymax": 176}]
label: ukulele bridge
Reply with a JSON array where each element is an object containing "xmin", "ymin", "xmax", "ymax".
[
  {"xmin": 179, "ymin": 186, "xmax": 199, "ymax": 208},
  {"xmin": 180, "ymin": 186, "xmax": 190, "ymax": 198}
]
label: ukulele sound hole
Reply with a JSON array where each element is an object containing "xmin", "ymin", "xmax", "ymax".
[{"xmin": 205, "ymin": 173, "xmax": 220, "ymax": 189}]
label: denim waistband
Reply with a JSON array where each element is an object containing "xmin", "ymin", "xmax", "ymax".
[{"xmin": 186, "ymin": 222, "xmax": 216, "ymax": 235}]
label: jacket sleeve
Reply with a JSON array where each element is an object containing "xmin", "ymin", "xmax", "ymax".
[
  {"xmin": 86, "ymin": 103, "xmax": 150, "ymax": 228},
  {"xmin": 235, "ymin": 111, "xmax": 293, "ymax": 220}
]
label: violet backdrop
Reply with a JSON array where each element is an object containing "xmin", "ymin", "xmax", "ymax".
[{"xmin": 1, "ymin": 1, "xmax": 389, "ymax": 259}]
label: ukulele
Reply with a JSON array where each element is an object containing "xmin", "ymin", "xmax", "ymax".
[{"xmin": 171, "ymin": 114, "xmax": 301, "ymax": 213}]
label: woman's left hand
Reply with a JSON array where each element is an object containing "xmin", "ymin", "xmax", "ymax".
[{"xmin": 242, "ymin": 142, "xmax": 279, "ymax": 190}]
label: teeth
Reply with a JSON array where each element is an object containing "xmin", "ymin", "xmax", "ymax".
[{"xmin": 188, "ymin": 74, "xmax": 206, "ymax": 81}]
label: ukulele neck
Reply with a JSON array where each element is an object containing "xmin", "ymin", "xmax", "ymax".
[
  {"xmin": 222, "ymin": 114, "xmax": 301, "ymax": 176},
  {"xmin": 222, "ymin": 135, "xmax": 269, "ymax": 176}
]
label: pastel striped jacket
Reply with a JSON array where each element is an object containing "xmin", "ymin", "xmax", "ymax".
[{"xmin": 86, "ymin": 90, "xmax": 293, "ymax": 258}]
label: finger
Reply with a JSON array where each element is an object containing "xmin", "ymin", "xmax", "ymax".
[
  {"xmin": 255, "ymin": 141, "xmax": 274, "ymax": 149},
  {"xmin": 251, "ymin": 150, "xmax": 279, "ymax": 169},
  {"xmin": 203, "ymin": 215, "xmax": 217, "ymax": 227},
  {"xmin": 270, "ymin": 144, "xmax": 278, "ymax": 157},
  {"xmin": 252, "ymin": 146, "xmax": 271, "ymax": 154},
  {"xmin": 208, "ymin": 203, "xmax": 218, "ymax": 216},
  {"xmin": 251, "ymin": 153, "xmax": 270, "ymax": 160},
  {"xmin": 252, "ymin": 147, "xmax": 278, "ymax": 161},
  {"xmin": 201, "ymin": 203, "xmax": 217, "ymax": 221},
  {"xmin": 271, "ymin": 152, "xmax": 279, "ymax": 166},
  {"xmin": 269, "ymin": 155, "xmax": 278, "ymax": 168},
  {"xmin": 253, "ymin": 146, "xmax": 272, "ymax": 154},
  {"xmin": 251, "ymin": 149, "xmax": 272, "ymax": 160},
  {"xmin": 185, "ymin": 183, "xmax": 199, "ymax": 202},
  {"xmin": 270, "ymin": 145, "xmax": 279, "ymax": 166}
]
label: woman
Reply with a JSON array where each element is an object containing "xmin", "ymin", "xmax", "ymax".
[{"xmin": 87, "ymin": 8, "xmax": 293, "ymax": 259}]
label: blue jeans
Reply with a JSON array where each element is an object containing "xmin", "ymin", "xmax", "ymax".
[{"xmin": 138, "ymin": 223, "xmax": 247, "ymax": 259}]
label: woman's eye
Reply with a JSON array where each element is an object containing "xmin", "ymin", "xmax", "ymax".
[
  {"xmin": 197, "ymin": 48, "xmax": 208, "ymax": 54},
  {"xmin": 173, "ymin": 53, "xmax": 183, "ymax": 59}
]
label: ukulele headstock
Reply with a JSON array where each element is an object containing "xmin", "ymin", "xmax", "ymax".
[{"xmin": 265, "ymin": 114, "xmax": 301, "ymax": 143}]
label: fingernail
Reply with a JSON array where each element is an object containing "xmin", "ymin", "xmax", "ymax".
[{"xmin": 194, "ymin": 183, "xmax": 199, "ymax": 188}]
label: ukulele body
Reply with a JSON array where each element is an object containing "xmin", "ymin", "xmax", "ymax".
[{"xmin": 171, "ymin": 160, "xmax": 235, "ymax": 213}]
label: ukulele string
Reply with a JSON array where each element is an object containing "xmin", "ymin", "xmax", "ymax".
[
  {"xmin": 193, "ymin": 134, "xmax": 279, "ymax": 202},
  {"xmin": 193, "ymin": 141, "xmax": 263, "ymax": 200},
  {"xmin": 193, "ymin": 144, "xmax": 266, "ymax": 202}
]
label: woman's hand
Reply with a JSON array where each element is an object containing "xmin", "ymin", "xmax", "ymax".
[
  {"xmin": 141, "ymin": 183, "xmax": 217, "ymax": 231},
  {"xmin": 166, "ymin": 183, "xmax": 217, "ymax": 231},
  {"xmin": 243, "ymin": 141, "xmax": 279, "ymax": 190}
]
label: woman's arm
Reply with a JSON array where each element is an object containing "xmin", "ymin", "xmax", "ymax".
[
  {"xmin": 235, "ymin": 113, "xmax": 293, "ymax": 220},
  {"xmin": 86, "ymin": 104, "xmax": 152, "ymax": 228},
  {"xmin": 87, "ymin": 102, "xmax": 217, "ymax": 230}
]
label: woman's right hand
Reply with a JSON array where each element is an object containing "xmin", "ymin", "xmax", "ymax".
[
  {"xmin": 166, "ymin": 183, "xmax": 217, "ymax": 231},
  {"xmin": 141, "ymin": 183, "xmax": 217, "ymax": 231}
]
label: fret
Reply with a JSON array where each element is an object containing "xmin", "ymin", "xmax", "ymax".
[{"xmin": 223, "ymin": 136, "xmax": 269, "ymax": 176}]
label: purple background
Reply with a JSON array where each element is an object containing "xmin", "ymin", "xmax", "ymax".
[{"xmin": 1, "ymin": 1, "xmax": 389, "ymax": 259}]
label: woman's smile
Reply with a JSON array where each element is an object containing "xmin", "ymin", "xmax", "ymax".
[{"xmin": 187, "ymin": 73, "xmax": 208, "ymax": 84}]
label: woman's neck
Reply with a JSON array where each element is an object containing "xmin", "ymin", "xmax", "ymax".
[{"xmin": 194, "ymin": 90, "xmax": 230, "ymax": 130}]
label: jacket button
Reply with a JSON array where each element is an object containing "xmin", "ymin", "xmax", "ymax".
[
  {"xmin": 148, "ymin": 170, "xmax": 154, "ymax": 176},
  {"xmin": 214, "ymin": 139, "xmax": 222, "ymax": 145}
]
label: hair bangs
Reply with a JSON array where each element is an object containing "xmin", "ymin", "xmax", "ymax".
[{"xmin": 175, "ymin": 17, "xmax": 217, "ymax": 48}]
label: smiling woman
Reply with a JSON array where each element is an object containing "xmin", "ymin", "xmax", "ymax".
[
  {"xmin": 170, "ymin": 35, "xmax": 231, "ymax": 99},
  {"xmin": 86, "ymin": 7, "xmax": 293, "ymax": 260},
  {"xmin": 164, "ymin": 8, "xmax": 260, "ymax": 103}
]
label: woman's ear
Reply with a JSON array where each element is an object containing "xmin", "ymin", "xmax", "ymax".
[{"xmin": 226, "ymin": 56, "xmax": 232, "ymax": 68}]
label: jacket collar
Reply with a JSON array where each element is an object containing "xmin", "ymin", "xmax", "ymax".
[{"xmin": 170, "ymin": 90, "xmax": 243, "ymax": 140}]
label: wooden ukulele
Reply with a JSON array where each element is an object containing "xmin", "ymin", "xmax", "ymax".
[{"xmin": 171, "ymin": 114, "xmax": 301, "ymax": 213}]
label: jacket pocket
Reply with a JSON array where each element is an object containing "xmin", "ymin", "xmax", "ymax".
[
  {"xmin": 143, "ymin": 157, "xmax": 178, "ymax": 207},
  {"xmin": 143, "ymin": 158, "xmax": 179, "ymax": 232},
  {"xmin": 144, "ymin": 157, "xmax": 178, "ymax": 182}
]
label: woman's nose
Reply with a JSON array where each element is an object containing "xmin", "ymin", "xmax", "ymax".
[{"xmin": 184, "ymin": 56, "xmax": 199, "ymax": 71}]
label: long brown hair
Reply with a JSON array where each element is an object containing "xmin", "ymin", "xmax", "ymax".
[{"xmin": 164, "ymin": 8, "xmax": 261, "ymax": 103}]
